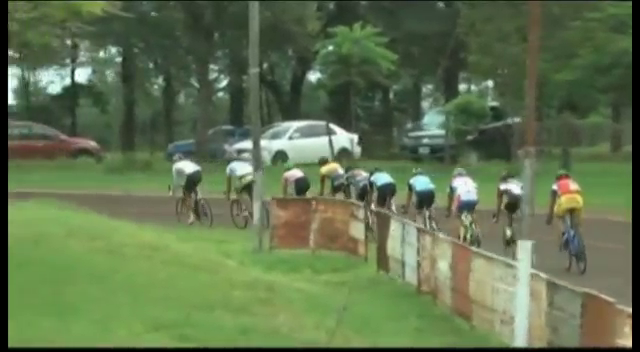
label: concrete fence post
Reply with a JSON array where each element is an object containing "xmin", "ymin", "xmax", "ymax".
[{"xmin": 513, "ymin": 240, "xmax": 534, "ymax": 347}]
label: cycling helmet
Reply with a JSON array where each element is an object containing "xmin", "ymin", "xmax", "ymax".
[
  {"xmin": 412, "ymin": 167, "xmax": 424, "ymax": 175},
  {"xmin": 500, "ymin": 170, "xmax": 516, "ymax": 182},
  {"xmin": 369, "ymin": 167, "xmax": 382, "ymax": 176},
  {"xmin": 452, "ymin": 167, "xmax": 467, "ymax": 177},
  {"xmin": 172, "ymin": 153, "xmax": 185, "ymax": 162},
  {"xmin": 555, "ymin": 169, "xmax": 570, "ymax": 181},
  {"xmin": 317, "ymin": 156, "xmax": 329, "ymax": 166}
]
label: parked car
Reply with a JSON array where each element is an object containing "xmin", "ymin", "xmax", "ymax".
[
  {"xmin": 165, "ymin": 125, "xmax": 251, "ymax": 161},
  {"xmin": 228, "ymin": 120, "xmax": 362, "ymax": 165},
  {"xmin": 8, "ymin": 120, "xmax": 104, "ymax": 162},
  {"xmin": 399, "ymin": 103, "xmax": 516, "ymax": 162}
]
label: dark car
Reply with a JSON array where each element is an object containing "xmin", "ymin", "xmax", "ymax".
[
  {"xmin": 166, "ymin": 125, "xmax": 251, "ymax": 161},
  {"xmin": 8, "ymin": 120, "xmax": 104, "ymax": 162}
]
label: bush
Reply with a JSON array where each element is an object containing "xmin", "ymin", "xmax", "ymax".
[
  {"xmin": 444, "ymin": 94, "xmax": 490, "ymax": 141},
  {"xmin": 102, "ymin": 153, "xmax": 157, "ymax": 174}
]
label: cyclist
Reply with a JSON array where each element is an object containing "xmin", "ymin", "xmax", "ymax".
[
  {"xmin": 345, "ymin": 166, "xmax": 370, "ymax": 203},
  {"xmin": 369, "ymin": 168, "xmax": 397, "ymax": 211},
  {"xmin": 169, "ymin": 153, "xmax": 203, "ymax": 225},
  {"xmin": 546, "ymin": 170, "xmax": 584, "ymax": 249},
  {"xmin": 318, "ymin": 157, "xmax": 348, "ymax": 198},
  {"xmin": 281, "ymin": 162, "xmax": 310, "ymax": 197},
  {"xmin": 493, "ymin": 171, "xmax": 523, "ymax": 238},
  {"xmin": 446, "ymin": 167, "xmax": 479, "ymax": 242},
  {"xmin": 403, "ymin": 168, "xmax": 436, "ymax": 226},
  {"xmin": 225, "ymin": 153, "xmax": 255, "ymax": 205}
]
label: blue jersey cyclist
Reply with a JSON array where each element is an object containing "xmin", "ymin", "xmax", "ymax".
[
  {"xmin": 403, "ymin": 167, "xmax": 436, "ymax": 214},
  {"xmin": 369, "ymin": 168, "xmax": 397, "ymax": 210}
]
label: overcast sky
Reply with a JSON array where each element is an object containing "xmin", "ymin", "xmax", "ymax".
[{"xmin": 7, "ymin": 66, "xmax": 92, "ymax": 105}]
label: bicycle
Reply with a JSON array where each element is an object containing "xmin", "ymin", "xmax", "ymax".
[
  {"xmin": 459, "ymin": 211, "xmax": 481, "ymax": 248},
  {"xmin": 560, "ymin": 209, "xmax": 587, "ymax": 275},
  {"xmin": 494, "ymin": 214, "xmax": 516, "ymax": 259},
  {"xmin": 399, "ymin": 203, "xmax": 440, "ymax": 233},
  {"xmin": 169, "ymin": 185, "xmax": 213, "ymax": 227},
  {"xmin": 228, "ymin": 189, "xmax": 270, "ymax": 230}
]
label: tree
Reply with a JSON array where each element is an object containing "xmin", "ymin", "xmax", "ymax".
[{"xmin": 315, "ymin": 22, "xmax": 398, "ymax": 131}]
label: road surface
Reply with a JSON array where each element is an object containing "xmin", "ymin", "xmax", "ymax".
[{"xmin": 8, "ymin": 191, "xmax": 632, "ymax": 307}]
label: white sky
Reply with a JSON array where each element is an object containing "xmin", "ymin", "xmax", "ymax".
[{"xmin": 7, "ymin": 66, "xmax": 92, "ymax": 104}]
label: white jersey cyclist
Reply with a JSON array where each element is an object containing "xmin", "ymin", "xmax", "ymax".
[
  {"xmin": 450, "ymin": 175, "xmax": 479, "ymax": 202},
  {"xmin": 225, "ymin": 154, "xmax": 255, "ymax": 199},
  {"xmin": 499, "ymin": 178, "xmax": 523, "ymax": 196},
  {"xmin": 171, "ymin": 158, "xmax": 202, "ymax": 196}
]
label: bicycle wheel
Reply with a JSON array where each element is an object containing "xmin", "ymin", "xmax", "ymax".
[
  {"xmin": 230, "ymin": 198, "xmax": 249, "ymax": 229},
  {"xmin": 175, "ymin": 197, "xmax": 189, "ymax": 223},
  {"xmin": 468, "ymin": 223, "xmax": 482, "ymax": 248},
  {"xmin": 567, "ymin": 231, "xmax": 587, "ymax": 275},
  {"xmin": 197, "ymin": 198, "xmax": 214, "ymax": 227},
  {"xmin": 503, "ymin": 226, "xmax": 516, "ymax": 259}
]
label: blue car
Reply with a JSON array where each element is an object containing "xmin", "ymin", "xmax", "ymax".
[{"xmin": 166, "ymin": 125, "xmax": 251, "ymax": 161}]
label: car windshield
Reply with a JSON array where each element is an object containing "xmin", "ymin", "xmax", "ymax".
[
  {"xmin": 261, "ymin": 124, "xmax": 291, "ymax": 140},
  {"xmin": 421, "ymin": 109, "xmax": 446, "ymax": 129}
]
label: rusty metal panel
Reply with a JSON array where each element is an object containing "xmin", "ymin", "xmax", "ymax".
[
  {"xmin": 580, "ymin": 290, "xmax": 618, "ymax": 346},
  {"xmin": 546, "ymin": 278, "xmax": 583, "ymax": 347},
  {"xmin": 529, "ymin": 271, "xmax": 549, "ymax": 347},
  {"xmin": 451, "ymin": 241, "xmax": 472, "ymax": 322},
  {"xmin": 269, "ymin": 197, "xmax": 312, "ymax": 250},
  {"xmin": 615, "ymin": 306, "xmax": 632, "ymax": 347},
  {"xmin": 418, "ymin": 229, "xmax": 436, "ymax": 294},
  {"xmin": 387, "ymin": 216, "xmax": 404, "ymax": 280},
  {"xmin": 433, "ymin": 234, "xmax": 453, "ymax": 308},
  {"xmin": 375, "ymin": 210, "xmax": 391, "ymax": 273},
  {"xmin": 490, "ymin": 259, "xmax": 517, "ymax": 343},
  {"xmin": 347, "ymin": 202, "xmax": 367, "ymax": 259},
  {"xmin": 468, "ymin": 250, "xmax": 495, "ymax": 336},
  {"xmin": 313, "ymin": 198, "xmax": 358, "ymax": 256},
  {"xmin": 402, "ymin": 222, "xmax": 419, "ymax": 288}
]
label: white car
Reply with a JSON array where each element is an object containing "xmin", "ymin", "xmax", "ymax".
[{"xmin": 228, "ymin": 120, "xmax": 362, "ymax": 165}]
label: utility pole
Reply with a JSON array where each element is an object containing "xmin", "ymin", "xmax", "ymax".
[
  {"xmin": 519, "ymin": 0, "xmax": 541, "ymax": 241},
  {"xmin": 248, "ymin": 1, "xmax": 264, "ymax": 251}
]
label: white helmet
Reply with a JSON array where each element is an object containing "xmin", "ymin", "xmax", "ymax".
[
  {"xmin": 237, "ymin": 152, "xmax": 252, "ymax": 162},
  {"xmin": 172, "ymin": 153, "xmax": 185, "ymax": 162},
  {"xmin": 452, "ymin": 167, "xmax": 467, "ymax": 177}
]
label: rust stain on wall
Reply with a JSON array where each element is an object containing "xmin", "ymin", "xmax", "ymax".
[
  {"xmin": 269, "ymin": 198, "xmax": 312, "ymax": 250},
  {"xmin": 580, "ymin": 290, "xmax": 617, "ymax": 346},
  {"xmin": 451, "ymin": 241, "xmax": 472, "ymax": 321}
]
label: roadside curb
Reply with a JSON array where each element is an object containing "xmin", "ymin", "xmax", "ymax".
[{"xmin": 8, "ymin": 189, "xmax": 630, "ymax": 223}]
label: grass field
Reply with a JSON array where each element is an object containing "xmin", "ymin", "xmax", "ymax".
[
  {"xmin": 8, "ymin": 153, "xmax": 631, "ymax": 219},
  {"xmin": 8, "ymin": 200, "xmax": 502, "ymax": 347}
]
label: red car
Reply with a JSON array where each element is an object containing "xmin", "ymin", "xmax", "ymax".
[{"xmin": 8, "ymin": 120, "xmax": 104, "ymax": 162}]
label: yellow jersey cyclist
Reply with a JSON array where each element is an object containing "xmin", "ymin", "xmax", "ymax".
[
  {"xmin": 369, "ymin": 168, "xmax": 397, "ymax": 211},
  {"xmin": 169, "ymin": 153, "xmax": 203, "ymax": 225},
  {"xmin": 281, "ymin": 162, "xmax": 311, "ymax": 197},
  {"xmin": 446, "ymin": 167, "xmax": 479, "ymax": 242},
  {"xmin": 225, "ymin": 153, "xmax": 255, "ymax": 203},
  {"xmin": 546, "ymin": 170, "xmax": 584, "ymax": 250},
  {"xmin": 345, "ymin": 166, "xmax": 370, "ymax": 203},
  {"xmin": 317, "ymin": 157, "xmax": 348, "ymax": 197}
]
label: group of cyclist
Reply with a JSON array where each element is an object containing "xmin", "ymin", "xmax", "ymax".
[{"xmin": 169, "ymin": 152, "xmax": 585, "ymax": 249}]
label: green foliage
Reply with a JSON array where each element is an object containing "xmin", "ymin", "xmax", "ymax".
[
  {"xmin": 444, "ymin": 94, "xmax": 489, "ymax": 128},
  {"xmin": 315, "ymin": 22, "xmax": 399, "ymax": 90}
]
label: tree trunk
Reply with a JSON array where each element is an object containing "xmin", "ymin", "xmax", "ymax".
[
  {"xmin": 410, "ymin": 78, "xmax": 422, "ymax": 122},
  {"xmin": 18, "ymin": 62, "xmax": 32, "ymax": 120},
  {"xmin": 119, "ymin": 43, "xmax": 137, "ymax": 154},
  {"xmin": 161, "ymin": 68, "xmax": 175, "ymax": 146},
  {"xmin": 609, "ymin": 99, "xmax": 623, "ymax": 154},
  {"xmin": 287, "ymin": 55, "xmax": 312, "ymax": 120},
  {"xmin": 194, "ymin": 52, "xmax": 213, "ymax": 160},
  {"xmin": 68, "ymin": 38, "xmax": 79, "ymax": 137},
  {"xmin": 228, "ymin": 55, "xmax": 245, "ymax": 127}
]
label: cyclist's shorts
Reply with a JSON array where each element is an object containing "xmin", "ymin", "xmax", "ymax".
[
  {"xmin": 415, "ymin": 190, "xmax": 435, "ymax": 211},
  {"xmin": 330, "ymin": 174, "xmax": 347, "ymax": 196},
  {"xmin": 503, "ymin": 194, "xmax": 522, "ymax": 215},
  {"xmin": 456, "ymin": 199, "xmax": 478, "ymax": 215},
  {"xmin": 554, "ymin": 194, "xmax": 583, "ymax": 217},
  {"xmin": 238, "ymin": 173, "xmax": 254, "ymax": 187}
]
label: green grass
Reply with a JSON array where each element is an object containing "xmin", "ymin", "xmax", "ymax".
[
  {"xmin": 8, "ymin": 200, "xmax": 502, "ymax": 347},
  {"xmin": 8, "ymin": 152, "xmax": 631, "ymax": 218}
]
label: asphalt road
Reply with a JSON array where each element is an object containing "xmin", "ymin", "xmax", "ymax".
[{"xmin": 8, "ymin": 190, "xmax": 632, "ymax": 307}]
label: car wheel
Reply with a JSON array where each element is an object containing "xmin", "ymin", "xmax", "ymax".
[
  {"xmin": 335, "ymin": 148, "xmax": 353, "ymax": 164},
  {"xmin": 271, "ymin": 151, "xmax": 289, "ymax": 166},
  {"xmin": 71, "ymin": 149, "xmax": 101, "ymax": 163}
]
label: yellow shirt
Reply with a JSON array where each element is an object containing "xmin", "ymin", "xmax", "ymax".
[{"xmin": 319, "ymin": 162, "xmax": 344, "ymax": 177}]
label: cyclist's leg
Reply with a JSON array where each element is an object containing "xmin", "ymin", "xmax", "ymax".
[
  {"xmin": 423, "ymin": 190, "xmax": 436, "ymax": 228},
  {"xmin": 554, "ymin": 196, "xmax": 568, "ymax": 239},
  {"xmin": 183, "ymin": 171, "xmax": 199, "ymax": 223}
]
